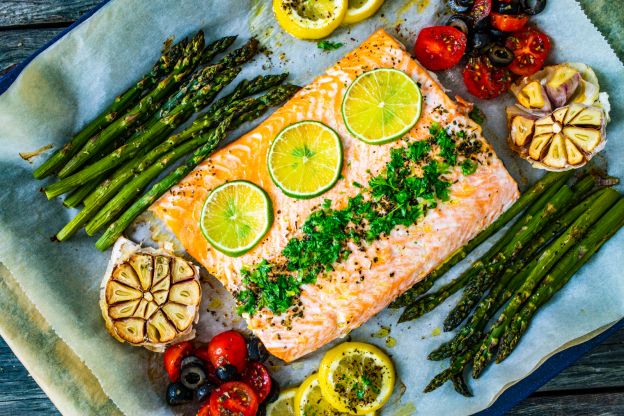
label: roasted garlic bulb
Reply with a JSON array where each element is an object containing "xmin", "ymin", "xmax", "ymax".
[
  {"xmin": 100, "ymin": 238, "xmax": 201, "ymax": 351},
  {"xmin": 508, "ymin": 104, "xmax": 606, "ymax": 170}
]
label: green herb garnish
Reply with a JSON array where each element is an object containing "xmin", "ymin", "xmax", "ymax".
[
  {"xmin": 317, "ymin": 40, "xmax": 344, "ymax": 51},
  {"xmin": 469, "ymin": 106, "xmax": 486, "ymax": 125}
]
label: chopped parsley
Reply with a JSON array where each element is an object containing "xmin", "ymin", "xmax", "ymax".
[
  {"xmin": 237, "ymin": 124, "xmax": 482, "ymax": 316},
  {"xmin": 317, "ymin": 40, "xmax": 344, "ymax": 51},
  {"xmin": 469, "ymin": 105, "xmax": 486, "ymax": 125}
]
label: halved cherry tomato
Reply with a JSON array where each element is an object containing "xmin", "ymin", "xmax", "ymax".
[
  {"xmin": 469, "ymin": 0, "xmax": 492, "ymax": 23},
  {"xmin": 463, "ymin": 55, "xmax": 512, "ymax": 99},
  {"xmin": 413, "ymin": 26, "xmax": 467, "ymax": 71},
  {"xmin": 241, "ymin": 362, "xmax": 272, "ymax": 402},
  {"xmin": 197, "ymin": 402, "xmax": 210, "ymax": 416},
  {"xmin": 505, "ymin": 26, "xmax": 551, "ymax": 76},
  {"xmin": 205, "ymin": 330, "xmax": 248, "ymax": 373},
  {"xmin": 164, "ymin": 342, "xmax": 193, "ymax": 382},
  {"xmin": 209, "ymin": 382, "xmax": 259, "ymax": 416},
  {"xmin": 490, "ymin": 12, "xmax": 529, "ymax": 32}
]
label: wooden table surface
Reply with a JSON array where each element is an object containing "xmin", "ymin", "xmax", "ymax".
[{"xmin": 1, "ymin": 1, "xmax": 623, "ymax": 415}]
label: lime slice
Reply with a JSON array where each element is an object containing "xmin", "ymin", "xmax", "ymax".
[
  {"xmin": 266, "ymin": 387, "xmax": 297, "ymax": 416},
  {"xmin": 342, "ymin": 68, "xmax": 422, "ymax": 144},
  {"xmin": 268, "ymin": 121, "xmax": 343, "ymax": 199},
  {"xmin": 200, "ymin": 181, "xmax": 273, "ymax": 257}
]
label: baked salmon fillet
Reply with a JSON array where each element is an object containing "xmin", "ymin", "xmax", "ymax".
[{"xmin": 151, "ymin": 29, "xmax": 519, "ymax": 362}]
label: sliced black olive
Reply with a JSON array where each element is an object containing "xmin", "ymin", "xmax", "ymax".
[
  {"xmin": 469, "ymin": 31, "xmax": 493, "ymax": 53},
  {"xmin": 446, "ymin": 14, "xmax": 472, "ymax": 35},
  {"xmin": 180, "ymin": 355, "xmax": 204, "ymax": 369},
  {"xmin": 196, "ymin": 382, "xmax": 216, "ymax": 402},
  {"xmin": 493, "ymin": 0, "xmax": 523, "ymax": 14},
  {"xmin": 488, "ymin": 44, "xmax": 514, "ymax": 66},
  {"xmin": 216, "ymin": 364, "xmax": 239, "ymax": 382},
  {"xmin": 257, "ymin": 404, "xmax": 267, "ymax": 416},
  {"xmin": 247, "ymin": 336, "xmax": 269, "ymax": 362},
  {"xmin": 166, "ymin": 382, "xmax": 193, "ymax": 406},
  {"xmin": 522, "ymin": 0, "xmax": 546, "ymax": 15},
  {"xmin": 472, "ymin": 16, "xmax": 489, "ymax": 32},
  {"xmin": 180, "ymin": 365, "xmax": 207, "ymax": 390},
  {"xmin": 488, "ymin": 27, "xmax": 508, "ymax": 39},
  {"xmin": 265, "ymin": 378, "xmax": 280, "ymax": 404},
  {"xmin": 448, "ymin": 0, "xmax": 474, "ymax": 13}
]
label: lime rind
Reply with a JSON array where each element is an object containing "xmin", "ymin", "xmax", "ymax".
[
  {"xmin": 268, "ymin": 120, "xmax": 343, "ymax": 199},
  {"xmin": 200, "ymin": 180, "xmax": 273, "ymax": 257},
  {"xmin": 342, "ymin": 68, "xmax": 422, "ymax": 145}
]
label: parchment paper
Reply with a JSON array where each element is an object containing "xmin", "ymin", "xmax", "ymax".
[{"xmin": 0, "ymin": 0, "xmax": 623, "ymax": 415}]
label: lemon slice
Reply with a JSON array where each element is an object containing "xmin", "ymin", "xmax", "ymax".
[
  {"xmin": 343, "ymin": 0, "xmax": 385, "ymax": 24},
  {"xmin": 268, "ymin": 121, "xmax": 343, "ymax": 199},
  {"xmin": 200, "ymin": 181, "xmax": 273, "ymax": 257},
  {"xmin": 342, "ymin": 68, "xmax": 422, "ymax": 145},
  {"xmin": 318, "ymin": 342, "xmax": 395, "ymax": 415},
  {"xmin": 267, "ymin": 387, "xmax": 297, "ymax": 416},
  {"xmin": 295, "ymin": 373, "xmax": 373, "ymax": 416},
  {"xmin": 273, "ymin": 0, "xmax": 348, "ymax": 40}
]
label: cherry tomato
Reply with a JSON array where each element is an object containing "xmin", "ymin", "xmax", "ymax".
[
  {"xmin": 209, "ymin": 382, "xmax": 259, "ymax": 416},
  {"xmin": 206, "ymin": 330, "xmax": 248, "ymax": 373},
  {"xmin": 469, "ymin": 0, "xmax": 492, "ymax": 23},
  {"xmin": 241, "ymin": 362, "xmax": 272, "ymax": 402},
  {"xmin": 413, "ymin": 26, "xmax": 467, "ymax": 71},
  {"xmin": 490, "ymin": 12, "xmax": 529, "ymax": 32},
  {"xmin": 164, "ymin": 342, "xmax": 193, "ymax": 382},
  {"xmin": 197, "ymin": 402, "xmax": 210, "ymax": 416},
  {"xmin": 505, "ymin": 26, "xmax": 551, "ymax": 76},
  {"xmin": 462, "ymin": 55, "xmax": 512, "ymax": 100}
]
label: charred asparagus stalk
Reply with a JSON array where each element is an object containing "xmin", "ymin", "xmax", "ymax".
[
  {"xmin": 95, "ymin": 84, "xmax": 300, "ymax": 251},
  {"xmin": 32, "ymin": 36, "xmax": 193, "ymax": 180},
  {"xmin": 390, "ymin": 172, "xmax": 573, "ymax": 309},
  {"xmin": 472, "ymin": 188, "xmax": 621, "ymax": 378}
]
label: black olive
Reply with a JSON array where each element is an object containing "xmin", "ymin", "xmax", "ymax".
[
  {"xmin": 265, "ymin": 378, "xmax": 280, "ymax": 404},
  {"xmin": 446, "ymin": 14, "xmax": 472, "ymax": 36},
  {"xmin": 166, "ymin": 382, "xmax": 193, "ymax": 406},
  {"xmin": 488, "ymin": 27, "xmax": 508, "ymax": 39},
  {"xmin": 488, "ymin": 44, "xmax": 514, "ymax": 66},
  {"xmin": 196, "ymin": 382, "xmax": 216, "ymax": 402},
  {"xmin": 469, "ymin": 31, "xmax": 493, "ymax": 53},
  {"xmin": 493, "ymin": 0, "xmax": 522, "ymax": 14},
  {"xmin": 448, "ymin": 0, "xmax": 474, "ymax": 13},
  {"xmin": 180, "ymin": 364, "xmax": 207, "ymax": 390},
  {"xmin": 257, "ymin": 404, "xmax": 267, "ymax": 416},
  {"xmin": 522, "ymin": 0, "xmax": 547, "ymax": 15},
  {"xmin": 246, "ymin": 336, "xmax": 269, "ymax": 362},
  {"xmin": 180, "ymin": 355, "xmax": 204, "ymax": 369},
  {"xmin": 216, "ymin": 364, "xmax": 239, "ymax": 382}
]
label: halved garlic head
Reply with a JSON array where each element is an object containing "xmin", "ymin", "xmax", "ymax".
[
  {"xmin": 100, "ymin": 238, "xmax": 201, "ymax": 351},
  {"xmin": 508, "ymin": 104, "xmax": 606, "ymax": 171}
]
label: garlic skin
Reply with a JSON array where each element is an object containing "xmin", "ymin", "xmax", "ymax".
[{"xmin": 100, "ymin": 238, "xmax": 202, "ymax": 352}]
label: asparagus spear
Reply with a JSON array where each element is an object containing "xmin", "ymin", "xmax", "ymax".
[
  {"xmin": 442, "ymin": 174, "xmax": 598, "ymax": 331},
  {"xmin": 55, "ymin": 31, "xmax": 212, "ymax": 179},
  {"xmin": 471, "ymin": 188, "xmax": 621, "ymax": 378},
  {"xmin": 32, "ymin": 36, "xmax": 192, "ymax": 180},
  {"xmin": 63, "ymin": 178, "xmax": 102, "ymax": 208},
  {"xmin": 44, "ymin": 67, "xmax": 241, "ymax": 199},
  {"xmin": 429, "ymin": 187, "xmax": 605, "ymax": 360},
  {"xmin": 95, "ymin": 84, "xmax": 299, "ymax": 251},
  {"xmin": 496, "ymin": 198, "xmax": 624, "ymax": 363},
  {"xmin": 390, "ymin": 172, "xmax": 572, "ymax": 309},
  {"xmin": 397, "ymin": 177, "xmax": 573, "ymax": 323},
  {"xmin": 424, "ymin": 343, "xmax": 480, "ymax": 393}
]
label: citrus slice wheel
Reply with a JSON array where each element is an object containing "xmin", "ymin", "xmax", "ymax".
[
  {"xmin": 266, "ymin": 387, "xmax": 297, "ymax": 416},
  {"xmin": 295, "ymin": 373, "xmax": 374, "ymax": 416},
  {"xmin": 268, "ymin": 121, "xmax": 343, "ymax": 199},
  {"xmin": 273, "ymin": 0, "xmax": 348, "ymax": 40},
  {"xmin": 200, "ymin": 181, "xmax": 273, "ymax": 257},
  {"xmin": 318, "ymin": 342, "xmax": 395, "ymax": 415},
  {"xmin": 343, "ymin": 0, "xmax": 385, "ymax": 24},
  {"xmin": 342, "ymin": 68, "xmax": 422, "ymax": 145}
]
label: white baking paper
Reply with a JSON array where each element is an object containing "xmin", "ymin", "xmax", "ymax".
[{"xmin": 0, "ymin": 0, "xmax": 623, "ymax": 415}]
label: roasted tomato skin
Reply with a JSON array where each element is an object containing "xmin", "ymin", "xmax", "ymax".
[
  {"xmin": 205, "ymin": 330, "xmax": 248, "ymax": 373},
  {"xmin": 209, "ymin": 381, "xmax": 259, "ymax": 416},
  {"xmin": 505, "ymin": 26, "xmax": 552, "ymax": 76},
  {"xmin": 164, "ymin": 342, "xmax": 194, "ymax": 382},
  {"xmin": 462, "ymin": 55, "xmax": 512, "ymax": 100},
  {"xmin": 241, "ymin": 362, "xmax": 272, "ymax": 402},
  {"xmin": 413, "ymin": 26, "xmax": 467, "ymax": 71},
  {"xmin": 490, "ymin": 12, "xmax": 529, "ymax": 32},
  {"xmin": 469, "ymin": 0, "xmax": 493, "ymax": 23}
]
